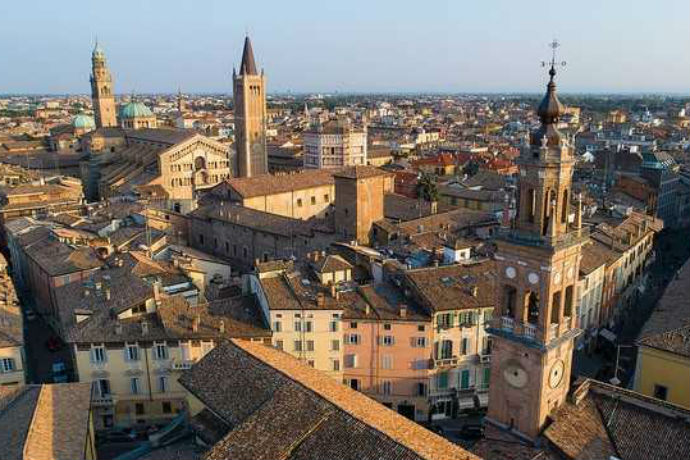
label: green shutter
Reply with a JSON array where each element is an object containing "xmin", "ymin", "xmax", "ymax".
[
  {"xmin": 483, "ymin": 367, "xmax": 491, "ymax": 388},
  {"xmin": 460, "ymin": 369, "xmax": 470, "ymax": 389}
]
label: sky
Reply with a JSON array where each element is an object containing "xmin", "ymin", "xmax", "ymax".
[{"xmin": 1, "ymin": 0, "xmax": 689, "ymax": 95}]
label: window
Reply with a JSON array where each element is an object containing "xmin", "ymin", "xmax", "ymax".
[
  {"xmin": 331, "ymin": 340, "xmax": 340, "ymax": 351},
  {"xmin": 460, "ymin": 369, "xmax": 471, "ymax": 389},
  {"xmin": 345, "ymin": 354, "xmax": 358, "ymax": 368},
  {"xmin": 332, "ymin": 359, "xmax": 340, "ymax": 371},
  {"xmin": 297, "ymin": 198, "xmax": 303, "ymax": 207},
  {"xmin": 305, "ymin": 321, "xmax": 313, "ymax": 333},
  {"xmin": 329, "ymin": 320, "xmax": 338, "ymax": 332},
  {"xmin": 130, "ymin": 377, "xmax": 140, "ymax": 395},
  {"xmin": 654, "ymin": 384, "xmax": 668, "ymax": 401},
  {"xmin": 417, "ymin": 325, "xmax": 426, "ymax": 332},
  {"xmin": 0, "ymin": 358, "xmax": 15, "ymax": 372},
  {"xmin": 154, "ymin": 343, "xmax": 169, "ymax": 360},
  {"xmin": 162, "ymin": 402, "xmax": 172, "ymax": 414},
  {"xmin": 382, "ymin": 335, "xmax": 395, "ymax": 346},
  {"xmin": 437, "ymin": 313, "xmax": 453, "ymax": 329},
  {"xmin": 461, "ymin": 338, "xmax": 469, "ymax": 355},
  {"xmin": 349, "ymin": 378, "xmax": 360, "ymax": 391},
  {"xmin": 382, "ymin": 380, "xmax": 392, "ymax": 395},
  {"xmin": 417, "ymin": 382, "xmax": 427, "ymax": 396},
  {"xmin": 324, "ymin": 194, "xmax": 329, "ymax": 202},
  {"xmin": 350, "ymin": 322, "xmax": 358, "ymax": 329},
  {"xmin": 437, "ymin": 372, "xmax": 449, "ymax": 389},
  {"xmin": 311, "ymin": 196, "xmax": 316, "ymax": 205},
  {"xmin": 158, "ymin": 376, "xmax": 168, "ymax": 393},
  {"xmin": 383, "ymin": 323, "xmax": 392, "ymax": 331},
  {"xmin": 413, "ymin": 337, "xmax": 427, "ymax": 348},
  {"xmin": 294, "ymin": 321, "xmax": 302, "ymax": 332},
  {"xmin": 294, "ymin": 340, "xmax": 303, "ymax": 352},
  {"xmin": 482, "ymin": 367, "xmax": 491, "ymax": 389},
  {"xmin": 91, "ymin": 346, "xmax": 106, "ymax": 364},
  {"xmin": 125, "ymin": 345, "xmax": 139, "ymax": 362},
  {"xmin": 135, "ymin": 403, "xmax": 145, "ymax": 415},
  {"xmin": 382, "ymin": 355, "xmax": 393, "ymax": 369},
  {"xmin": 274, "ymin": 340, "xmax": 284, "ymax": 350},
  {"xmin": 273, "ymin": 321, "xmax": 282, "ymax": 332},
  {"xmin": 306, "ymin": 340, "xmax": 315, "ymax": 352},
  {"xmin": 97, "ymin": 379, "xmax": 111, "ymax": 397},
  {"xmin": 346, "ymin": 334, "xmax": 361, "ymax": 345}
]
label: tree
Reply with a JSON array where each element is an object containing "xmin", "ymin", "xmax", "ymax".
[{"xmin": 416, "ymin": 173, "xmax": 439, "ymax": 202}]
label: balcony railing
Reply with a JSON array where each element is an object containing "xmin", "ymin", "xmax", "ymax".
[
  {"xmin": 92, "ymin": 395, "xmax": 114, "ymax": 407},
  {"xmin": 171, "ymin": 360, "xmax": 195, "ymax": 371},
  {"xmin": 432, "ymin": 357, "xmax": 459, "ymax": 369},
  {"xmin": 523, "ymin": 322, "xmax": 537, "ymax": 339},
  {"xmin": 501, "ymin": 316, "xmax": 514, "ymax": 331}
]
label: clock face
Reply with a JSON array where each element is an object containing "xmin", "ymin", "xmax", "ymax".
[
  {"xmin": 549, "ymin": 360, "xmax": 565, "ymax": 389},
  {"xmin": 528, "ymin": 272, "xmax": 539, "ymax": 285},
  {"xmin": 505, "ymin": 267, "xmax": 516, "ymax": 279},
  {"xmin": 503, "ymin": 363, "xmax": 528, "ymax": 389}
]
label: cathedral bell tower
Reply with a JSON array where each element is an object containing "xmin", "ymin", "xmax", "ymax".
[
  {"xmin": 90, "ymin": 41, "xmax": 117, "ymax": 128},
  {"xmin": 486, "ymin": 43, "xmax": 587, "ymax": 440},
  {"xmin": 233, "ymin": 36, "xmax": 268, "ymax": 177}
]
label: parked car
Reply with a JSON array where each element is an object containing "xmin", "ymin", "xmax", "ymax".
[
  {"xmin": 45, "ymin": 336, "xmax": 64, "ymax": 352},
  {"xmin": 51, "ymin": 361, "xmax": 68, "ymax": 383}
]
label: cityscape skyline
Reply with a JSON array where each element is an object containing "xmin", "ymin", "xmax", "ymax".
[{"xmin": 2, "ymin": 0, "xmax": 689, "ymax": 95}]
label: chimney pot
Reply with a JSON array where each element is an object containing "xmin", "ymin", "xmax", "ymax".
[
  {"xmin": 219, "ymin": 320, "xmax": 225, "ymax": 334},
  {"xmin": 399, "ymin": 304, "xmax": 407, "ymax": 318}
]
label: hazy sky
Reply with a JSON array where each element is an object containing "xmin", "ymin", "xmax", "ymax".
[{"xmin": 2, "ymin": 0, "xmax": 689, "ymax": 94}]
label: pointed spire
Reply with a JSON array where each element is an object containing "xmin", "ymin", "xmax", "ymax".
[{"xmin": 239, "ymin": 36, "xmax": 258, "ymax": 75}]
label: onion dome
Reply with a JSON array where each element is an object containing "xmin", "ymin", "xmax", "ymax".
[{"xmin": 530, "ymin": 66, "xmax": 566, "ymax": 147}]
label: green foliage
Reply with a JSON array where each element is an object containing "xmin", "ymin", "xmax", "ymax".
[{"xmin": 416, "ymin": 173, "xmax": 439, "ymax": 202}]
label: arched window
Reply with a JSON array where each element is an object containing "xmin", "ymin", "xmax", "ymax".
[
  {"xmin": 525, "ymin": 291, "xmax": 539, "ymax": 324},
  {"xmin": 564, "ymin": 286, "xmax": 574, "ymax": 317},
  {"xmin": 194, "ymin": 156, "xmax": 206, "ymax": 171},
  {"xmin": 504, "ymin": 285, "xmax": 517, "ymax": 317},
  {"xmin": 527, "ymin": 189, "xmax": 535, "ymax": 222},
  {"xmin": 561, "ymin": 189, "xmax": 568, "ymax": 223},
  {"xmin": 551, "ymin": 291, "xmax": 561, "ymax": 324}
]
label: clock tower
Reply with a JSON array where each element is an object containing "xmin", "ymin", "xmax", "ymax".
[
  {"xmin": 486, "ymin": 47, "xmax": 587, "ymax": 440},
  {"xmin": 233, "ymin": 35, "xmax": 268, "ymax": 177}
]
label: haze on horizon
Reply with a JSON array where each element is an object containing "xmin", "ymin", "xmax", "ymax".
[{"xmin": 2, "ymin": 0, "xmax": 689, "ymax": 95}]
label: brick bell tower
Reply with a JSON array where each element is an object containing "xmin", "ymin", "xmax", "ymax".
[
  {"xmin": 486, "ymin": 44, "xmax": 587, "ymax": 440},
  {"xmin": 90, "ymin": 40, "xmax": 117, "ymax": 128}
]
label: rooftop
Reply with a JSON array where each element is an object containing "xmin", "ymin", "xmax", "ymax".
[{"xmin": 180, "ymin": 339, "xmax": 478, "ymax": 460}]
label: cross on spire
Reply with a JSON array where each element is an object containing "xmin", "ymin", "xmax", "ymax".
[{"xmin": 541, "ymin": 39, "xmax": 566, "ymax": 81}]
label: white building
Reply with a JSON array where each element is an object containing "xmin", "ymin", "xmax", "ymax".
[{"xmin": 303, "ymin": 118, "xmax": 367, "ymax": 169}]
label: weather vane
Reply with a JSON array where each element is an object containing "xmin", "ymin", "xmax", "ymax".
[{"xmin": 542, "ymin": 39, "xmax": 566, "ymax": 71}]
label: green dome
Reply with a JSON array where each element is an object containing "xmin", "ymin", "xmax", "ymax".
[
  {"xmin": 120, "ymin": 101, "xmax": 154, "ymax": 119},
  {"xmin": 72, "ymin": 114, "xmax": 95, "ymax": 130}
]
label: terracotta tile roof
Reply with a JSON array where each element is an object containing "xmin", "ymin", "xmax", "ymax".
[
  {"xmin": 24, "ymin": 237, "xmax": 102, "ymax": 276},
  {"xmin": 225, "ymin": 169, "xmax": 335, "ymax": 198},
  {"xmin": 391, "ymin": 208, "xmax": 496, "ymax": 236},
  {"xmin": 313, "ymin": 254, "xmax": 352, "ymax": 274},
  {"xmin": 638, "ymin": 258, "xmax": 690, "ymax": 357},
  {"xmin": 125, "ymin": 128, "xmax": 198, "ymax": 145},
  {"xmin": 180, "ymin": 340, "xmax": 478, "ymax": 460},
  {"xmin": 404, "ymin": 261, "xmax": 496, "ymax": 312},
  {"xmin": 259, "ymin": 271, "xmax": 344, "ymax": 311},
  {"xmin": 24, "ymin": 383, "xmax": 93, "ymax": 460},
  {"xmin": 384, "ymin": 193, "xmax": 455, "ymax": 221},
  {"xmin": 0, "ymin": 383, "xmax": 92, "ymax": 460}
]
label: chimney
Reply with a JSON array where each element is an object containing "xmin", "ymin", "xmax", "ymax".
[
  {"xmin": 219, "ymin": 320, "xmax": 225, "ymax": 334},
  {"xmin": 330, "ymin": 283, "xmax": 337, "ymax": 298},
  {"xmin": 399, "ymin": 304, "xmax": 407, "ymax": 318},
  {"xmin": 313, "ymin": 251, "xmax": 320, "ymax": 262},
  {"xmin": 316, "ymin": 292, "xmax": 326, "ymax": 308},
  {"xmin": 470, "ymin": 286, "xmax": 478, "ymax": 297},
  {"xmin": 105, "ymin": 287, "xmax": 111, "ymax": 301},
  {"xmin": 115, "ymin": 322, "xmax": 122, "ymax": 335},
  {"xmin": 141, "ymin": 321, "xmax": 149, "ymax": 335},
  {"xmin": 365, "ymin": 304, "xmax": 371, "ymax": 315},
  {"xmin": 153, "ymin": 282, "xmax": 161, "ymax": 303},
  {"xmin": 430, "ymin": 200, "xmax": 438, "ymax": 215},
  {"xmin": 254, "ymin": 258, "xmax": 260, "ymax": 267},
  {"xmin": 192, "ymin": 314, "xmax": 200, "ymax": 332},
  {"xmin": 83, "ymin": 288, "xmax": 90, "ymax": 298}
]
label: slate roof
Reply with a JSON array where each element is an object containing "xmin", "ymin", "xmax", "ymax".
[{"xmin": 179, "ymin": 339, "xmax": 478, "ymax": 460}]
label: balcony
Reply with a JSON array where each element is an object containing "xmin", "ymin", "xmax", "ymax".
[
  {"xmin": 432, "ymin": 357, "xmax": 459, "ymax": 369},
  {"xmin": 501, "ymin": 316, "xmax": 514, "ymax": 332},
  {"xmin": 523, "ymin": 322, "xmax": 537, "ymax": 339},
  {"xmin": 91, "ymin": 395, "xmax": 114, "ymax": 407},
  {"xmin": 171, "ymin": 360, "xmax": 196, "ymax": 371}
]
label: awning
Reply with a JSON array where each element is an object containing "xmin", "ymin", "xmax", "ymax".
[{"xmin": 599, "ymin": 328, "xmax": 617, "ymax": 343}]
